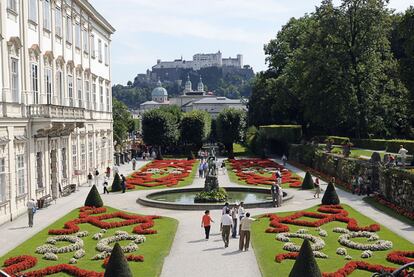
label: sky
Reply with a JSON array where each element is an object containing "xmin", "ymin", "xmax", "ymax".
[{"xmin": 89, "ymin": 0, "xmax": 413, "ymax": 85}]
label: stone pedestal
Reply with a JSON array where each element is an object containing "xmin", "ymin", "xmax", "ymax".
[{"xmin": 204, "ymin": 175, "xmax": 219, "ymax": 192}]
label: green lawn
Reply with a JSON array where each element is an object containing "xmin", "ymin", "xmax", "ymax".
[
  {"xmin": 121, "ymin": 160, "xmax": 199, "ymax": 191},
  {"xmin": 233, "ymin": 143, "xmax": 255, "ymax": 157},
  {"xmin": 363, "ymin": 197, "xmax": 414, "ymax": 227},
  {"xmin": 251, "ymin": 204, "xmax": 413, "ymax": 277},
  {"xmin": 331, "ymin": 147, "xmax": 385, "ymax": 159},
  {"xmin": 0, "ymin": 206, "xmax": 178, "ymax": 276}
]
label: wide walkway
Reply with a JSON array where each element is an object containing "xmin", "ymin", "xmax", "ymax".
[{"xmin": 0, "ymin": 158, "xmax": 412, "ymax": 277}]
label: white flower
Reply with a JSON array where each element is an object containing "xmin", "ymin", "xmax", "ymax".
[
  {"xmin": 93, "ymin": 233, "xmax": 103, "ymax": 240},
  {"xmin": 338, "ymin": 231, "xmax": 393, "ymax": 251},
  {"xmin": 276, "ymin": 232, "xmax": 325, "ymax": 251},
  {"xmin": 36, "ymin": 235, "xmax": 84, "ymax": 254},
  {"xmin": 76, "ymin": 231, "xmax": 89, "ymax": 237},
  {"xmin": 92, "ymin": 251, "xmax": 110, "ymax": 260},
  {"xmin": 319, "ymin": 230, "xmax": 328, "ymax": 237},
  {"xmin": 336, "ymin": 247, "xmax": 347, "ymax": 256},
  {"xmin": 345, "ymin": 255, "xmax": 353, "ymax": 260},
  {"xmin": 361, "ymin": 250, "xmax": 373, "ymax": 259},
  {"xmin": 43, "ymin": 252, "xmax": 58, "ymax": 261},
  {"xmin": 333, "ymin": 227, "xmax": 350, "ymax": 234},
  {"xmin": 69, "ymin": 258, "xmax": 77, "ymax": 264},
  {"xmin": 74, "ymin": 249, "xmax": 85, "ymax": 259},
  {"xmin": 96, "ymin": 232, "xmax": 146, "ymax": 253},
  {"xmin": 296, "ymin": 229, "xmax": 308, "ymax": 234}
]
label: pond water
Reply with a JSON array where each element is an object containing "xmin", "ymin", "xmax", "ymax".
[{"xmin": 148, "ymin": 190, "xmax": 273, "ymax": 204}]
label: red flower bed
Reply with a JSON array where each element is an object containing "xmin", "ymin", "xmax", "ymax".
[
  {"xmin": 2, "ymin": 255, "xmax": 37, "ymax": 275},
  {"xmin": 229, "ymin": 159, "xmax": 302, "ymax": 188},
  {"xmin": 49, "ymin": 207, "xmax": 160, "ymax": 235},
  {"xmin": 263, "ymin": 205, "xmax": 380, "ymax": 233},
  {"xmin": 275, "ymin": 252, "xmax": 298, "ymax": 263},
  {"xmin": 102, "ymin": 254, "xmax": 144, "ymax": 267},
  {"xmin": 387, "ymin": 251, "xmax": 414, "ymax": 265},
  {"xmin": 373, "ymin": 195, "xmax": 414, "ymax": 221},
  {"xmin": 126, "ymin": 160, "xmax": 195, "ymax": 188},
  {"xmin": 322, "ymin": 261, "xmax": 396, "ymax": 277}
]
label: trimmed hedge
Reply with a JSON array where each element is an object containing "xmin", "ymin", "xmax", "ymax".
[
  {"xmin": 301, "ymin": 172, "xmax": 315, "ymax": 190},
  {"xmin": 104, "ymin": 242, "xmax": 133, "ymax": 277},
  {"xmin": 321, "ymin": 182, "xmax": 340, "ymax": 205},
  {"xmin": 349, "ymin": 138, "xmax": 414, "ymax": 154},
  {"xmin": 259, "ymin": 125, "xmax": 302, "ymax": 144},
  {"xmin": 84, "ymin": 185, "xmax": 103, "ymax": 207},
  {"xmin": 289, "ymin": 239, "xmax": 322, "ymax": 277},
  {"xmin": 111, "ymin": 172, "xmax": 122, "ymax": 192},
  {"xmin": 326, "ymin": 136, "xmax": 350, "ymax": 145}
]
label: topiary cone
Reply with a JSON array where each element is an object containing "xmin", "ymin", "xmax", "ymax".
[
  {"xmin": 289, "ymin": 239, "xmax": 322, "ymax": 277},
  {"xmin": 104, "ymin": 242, "xmax": 133, "ymax": 277},
  {"xmin": 301, "ymin": 171, "xmax": 314, "ymax": 190},
  {"xmin": 321, "ymin": 182, "xmax": 340, "ymax": 205},
  {"xmin": 84, "ymin": 185, "xmax": 103, "ymax": 207},
  {"xmin": 111, "ymin": 172, "xmax": 122, "ymax": 192}
]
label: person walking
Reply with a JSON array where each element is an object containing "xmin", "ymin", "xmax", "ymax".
[
  {"xmin": 231, "ymin": 205, "xmax": 238, "ymax": 238},
  {"xmin": 314, "ymin": 177, "xmax": 321, "ymax": 198},
  {"xmin": 351, "ymin": 176, "xmax": 358, "ymax": 194},
  {"xmin": 238, "ymin": 202, "xmax": 245, "ymax": 235},
  {"xmin": 239, "ymin": 213, "xmax": 257, "ymax": 251},
  {"xmin": 203, "ymin": 161, "xmax": 208, "ymax": 178},
  {"xmin": 121, "ymin": 174, "xmax": 126, "ymax": 193},
  {"xmin": 87, "ymin": 172, "xmax": 93, "ymax": 187},
  {"xmin": 201, "ymin": 210, "xmax": 214, "ymax": 239},
  {"xmin": 271, "ymin": 183, "xmax": 278, "ymax": 207},
  {"xmin": 277, "ymin": 184, "xmax": 283, "ymax": 207},
  {"xmin": 132, "ymin": 158, "xmax": 137, "ymax": 171},
  {"xmin": 275, "ymin": 169, "xmax": 282, "ymax": 186},
  {"xmin": 398, "ymin": 145, "xmax": 408, "ymax": 167},
  {"xmin": 106, "ymin": 166, "xmax": 111, "ymax": 178},
  {"xmin": 94, "ymin": 168, "xmax": 100, "ymax": 186},
  {"xmin": 221, "ymin": 209, "xmax": 233, "ymax": 248},
  {"xmin": 357, "ymin": 175, "xmax": 363, "ymax": 196},
  {"xmin": 199, "ymin": 162, "xmax": 204, "ymax": 178},
  {"xmin": 27, "ymin": 198, "xmax": 37, "ymax": 228},
  {"xmin": 103, "ymin": 177, "xmax": 109, "ymax": 194},
  {"xmin": 281, "ymin": 154, "xmax": 287, "ymax": 166}
]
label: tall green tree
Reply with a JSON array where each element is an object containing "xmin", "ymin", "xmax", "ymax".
[
  {"xmin": 141, "ymin": 109, "xmax": 179, "ymax": 152},
  {"xmin": 216, "ymin": 108, "xmax": 246, "ymax": 158},
  {"xmin": 180, "ymin": 111, "xmax": 211, "ymax": 150},
  {"xmin": 113, "ymin": 99, "xmax": 133, "ymax": 144}
]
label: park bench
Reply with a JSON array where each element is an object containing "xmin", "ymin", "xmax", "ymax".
[
  {"xmin": 59, "ymin": 184, "xmax": 77, "ymax": 197},
  {"xmin": 37, "ymin": 194, "xmax": 53, "ymax": 209}
]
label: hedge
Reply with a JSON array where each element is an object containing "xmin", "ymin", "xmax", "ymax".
[
  {"xmin": 352, "ymin": 139, "xmax": 414, "ymax": 153},
  {"xmin": 259, "ymin": 125, "xmax": 302, "ymax": 144},
  {"xmin": 326, "ymin": 136, "xmax": 350, "ymax": 145}
]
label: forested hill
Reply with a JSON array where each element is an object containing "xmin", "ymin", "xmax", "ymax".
[{"xmin": 112, "ymin": 66, "xmax": 255, "ymax": 110}]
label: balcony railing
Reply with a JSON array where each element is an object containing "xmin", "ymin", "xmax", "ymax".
[{"xmin": 28, "ymin": 104, "xmax": 86, "ymax": 120}]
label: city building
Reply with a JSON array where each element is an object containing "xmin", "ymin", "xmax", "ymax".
[
  {"xmin": 0, "ymin": 0, "xmax": 115, "ymax": 225},
  {"xmin": 189, "ymin": 97, "xmax": 247, "ymax": 118},
  {"xmin": 140, "ymin": 80, "xmax": 170, "ymax": 112}
]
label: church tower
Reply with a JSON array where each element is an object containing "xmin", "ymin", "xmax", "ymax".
[
  {"xmin": 184, "ymin": 75, "xmax": 193, "ymax": 94},
  {"xmin": 197, "ymin": 76, "xmax": 204, "ymax": 93}
]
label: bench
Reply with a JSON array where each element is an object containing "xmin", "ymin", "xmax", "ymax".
[{"xmin": 37, "ymin": 194, "xmax": 53, "ymax": 209}]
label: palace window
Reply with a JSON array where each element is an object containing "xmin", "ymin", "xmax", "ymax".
[
  {"xmin": 72, "ymin": 143, "xmax": 77, "ymax": 171},
  {"xmin": 61, "ymin": 148, "xmax": 67, "ymax": 179},
  {"xmin": 68, "ymin": 75, "xmax": 73, "ymax": 106},
  {"xmin": 16, "ymin": 155, "xmax": 25, "ymax": 196},
  {"xmin": 45, "ymin": 68, "xmax": 52, "ymax": 104},
  {"xmin": 106, "ymin": 87, "xmax": 110, "ymax": 112},
  {"xmin": 36, "ymin": 152, "xmax": 43, "ymax": 189},
  {"xmin": 7, "ymin": 0, "xmax": 17, "ymax": 13},
  {"xmin": 0, "ymin": 158, "xmax": 6, "ymax": 202},
  {"xmin": 43, "ymin": 0, "xmax": 51, "ymax": 31},
  {"xmin": 100, "ymin": 83, "xmax": 104, "ymax": 111},
  {"xmin": 75, "ymin": 23, "xmax": 81, "ymax": 49},
  {"xmin": 31, "ymin": 64, "xmax": 39, "ymax": 104},
  {"xmin": 10, "ymin": 58, "xmax": 19, "ymax": 103},
  {"xmin": 91, "ymin": 34, "xmax": 95, "ymax": 58},
  {"xmin": 92, "ymin": 82, "xmax": 97, "ymax": 109},
  {"xmin": 81, "ymin": 143, "xmax": 86, "ymax": 172},
  {"xmin": 66, "ymin": 16, "xmax": 72, "ymax": 44},
  {"xmin": 56, "ymin": 71, "xmax": 63, "ymax": 105},
  {"xmin": 85, "ymin": 78, "xmax": 90, "ymax": 107},
  {"xmin": 77, "ymin": 76, "xmax": 82, "ymax": 107},
  {"xmin": 83, "ymin": 29, "xmax": 89, "ymax": 53},
  {"xmin": 55, "ymin": 7, "xmax": 62, "ymax": 37},
  {"xmin": 29, "ymin": 0, "xmax": 37, "ymax": 23},
  {"xmin": 88, "ymin": 141, "xmax": 93, "ymax": 170},
  {"xmin": 104, "ymin": 44, "xmax": 108, "ymax": 65},
  {"xmin": 98, "ymin": 39, "xmax": 102, "ymax": 62}
]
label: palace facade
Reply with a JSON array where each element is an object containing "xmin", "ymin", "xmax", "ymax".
[{"xmin": 0, "ymin": 0, "xmax": 115, "ymax": 225}]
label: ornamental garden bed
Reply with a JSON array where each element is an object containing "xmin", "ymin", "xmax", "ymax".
[
  {"xmin": 124, "ymin": 159, "xmax": 198, "ymax": 190},
  {"xmin": 251, "ymin": 204, "xmax": 414, "ymax": 277},
  {"xmin": 0, "ymin": 206, "xmax": 177, "ymax": 277},
  {"xmin": 227, "ymin": 159, "xmax": 303, "ymax": 189}
]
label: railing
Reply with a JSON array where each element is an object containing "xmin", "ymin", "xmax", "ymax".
[{"xmin": 28, "ymin": 104, "xmax": 86, "ymax": 120}]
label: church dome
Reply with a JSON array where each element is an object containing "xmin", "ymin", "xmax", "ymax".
[{"xmin": 152, "ymin": 80, "xmax": 168, "ymax": 97}]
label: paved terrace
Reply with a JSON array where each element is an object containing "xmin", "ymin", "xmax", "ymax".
[{"xmin": 0, "ymin": 158, "xmax": 412, "ymax": 277}]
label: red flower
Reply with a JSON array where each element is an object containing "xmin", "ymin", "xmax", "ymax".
[
  {"xmin": 387, "ymin": 251, "xmax": 414, "ymax": 265},
  {"xmin": 322, "ymin": 261, "xmax": 396, "ymax": 277},
  {"xmin": 102, "ymin": 254, "xmax": 144, "ymax": 267},
  {"xmin": 275, "ymin": 252, "xmax": 298, "ymax": 263}
]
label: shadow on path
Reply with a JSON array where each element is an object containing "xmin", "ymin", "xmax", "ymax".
[{"xmin": 203, "ymin": 247, "xmax": 224, "ymax": 251}]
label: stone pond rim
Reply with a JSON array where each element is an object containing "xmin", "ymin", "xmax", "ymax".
[{"xmin": 137, "ymin": 187, "xmax": 293, "ymax": 210}]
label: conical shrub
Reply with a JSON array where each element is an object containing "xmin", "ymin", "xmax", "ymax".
[
  {"xmin": 301, "ymin": 172, "xmax": 314, "ymax": 190},
  {"xmin": 321, "ymin": 182, "xmax": 340, "ymax": 205},
  {"xmin": 289, "ymin": 239, "xmax": 322, "ymax": 277},
  {"xmin": 104, "ymin": 242, "xmax": 133, "ymax": 277},
  {"xmin": 187, "ymin": 150, "xmax": 195, "ymax": 160},
  {"xmin": 111, "ymin": 172, "xmax": 122, "ymax": 192},
  {"xmin": 84, "ymin": 185, "xmax": 103, "ymax": 207}
]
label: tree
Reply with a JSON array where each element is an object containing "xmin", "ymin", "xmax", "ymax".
[
  {"xmin": 289, "ymin": 239, "xmax": 322, "ymax": 277},
  {"xmin": 216, "ymin": 108, "xmax": 246, "ymax": 158},
  {"xmin": 142, "ymin": 109, "xmax": 179, "ymax": 154},
  {"xmin": 321, "ymin": 182, "xmax": 340, "ymax": 205},
  {"xmin": 301, "ymin": 172, "xmax": 315, "ymax": 190},
  {"xmin": 111, "ymin": 172, "xmax": 122, "ymax": 192},
  {"xmin": 180, "ymin": 110, "xmax": 211, "ymax": 150},
  {"xmin": 113, "ymin": 99, "xmax": 134, "ymax": 145},
  {"xmin": 104, "ymin": 243, "xmax": 133, "ymax": 277},
  {"xmin": 84, "ymin": 185, "xmax": 103, "ymax": 207}
]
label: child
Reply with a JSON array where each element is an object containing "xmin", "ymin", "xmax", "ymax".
[
  {"xmin": 103, "ymin": 177, "xmax": 109, "ymax": 194},
  {"xmin": 201, "ymin": 210, "xmax": 214, "ymax": 239}
]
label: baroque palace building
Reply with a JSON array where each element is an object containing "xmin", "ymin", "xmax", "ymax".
[{"xmin": 0, "ymin": 0, "xmax": 115, "ymax": 225}]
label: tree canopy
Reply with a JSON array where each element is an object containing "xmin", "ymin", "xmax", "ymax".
[
  {"xmin": 113, "ymin": 99, "xmax": 136, "ymax": 145},
  {"xmin": 141, "ymin": 109, "xmax": 179, "ymax": 148},
  {"xmin": 216, "ymin": 108, "xmax": 246, "ymax": 158},
  {"xmin": 180, "ymin": 110, "xmax": 212, "ymax": 149}
]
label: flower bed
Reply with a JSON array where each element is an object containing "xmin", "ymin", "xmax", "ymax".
[
  {"xmin": 372, "ymin": 195, "xmax": 414, "ymax": 221},
  {"xmin": 252, "ymin": 204, "xmax": 414, "ymax": 277},
  {"xmin": 228, "ymin": 159, "xmax": 302, "ymax": 188},
  {"xmin": 0, "ymin": 206, "xmax": 178, "ymax": 277}
]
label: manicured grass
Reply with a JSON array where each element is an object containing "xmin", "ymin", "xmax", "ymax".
[
  {"xmin": 124, "ymin": 160, "xmax": 199, "ymax": 191},
  {"xmin": 233, "ymin": 143, "xmax": 254, "ymax": 157},
  {"xmin": 363, "ymin": 197, "xmax": 414, "ymax": 227},
  {"xmin": 0, "ymin": 206, "xmax": 178, "ymax": 276},
  {"xmin": 251, "ymin": 204, "xmax": 413, "ymax": 277}
]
